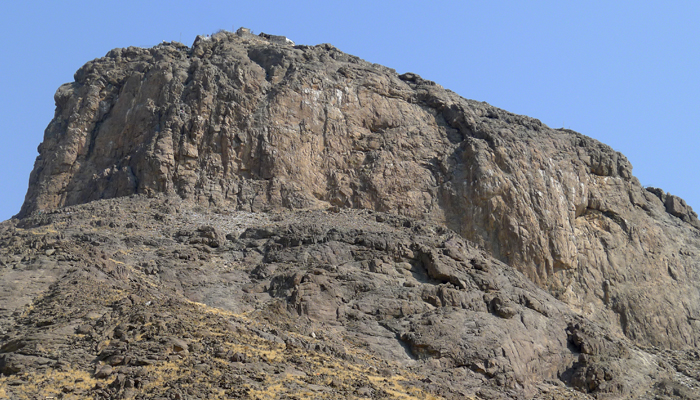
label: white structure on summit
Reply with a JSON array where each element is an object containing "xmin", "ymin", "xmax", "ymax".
[{"xmin": 236, "ymin": 27, "xmax": 295, "ymax": 46}]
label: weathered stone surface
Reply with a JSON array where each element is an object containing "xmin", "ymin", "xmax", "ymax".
[
  {"xmin": 648, "ymin": 187, "xmax": 700, "ymax": 229},
  {"xmin": 7, "ymin": 31, "xmax": 700, "ymax": 398},
  {"xmin": 16, "ymin": 31, "xmax": 700, "ymax": 355},
  {"xmin": 1, "ymin": 196, "xmax": 699, "ymax": 398}
]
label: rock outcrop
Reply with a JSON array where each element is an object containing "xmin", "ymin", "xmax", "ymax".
[
  {"xmin": 7, "ymin": 30, "xmax": 700, "ymax": 398},
  {"xmin": 2, "ymin": 196, "xmax": 698, "ymax": 398}
]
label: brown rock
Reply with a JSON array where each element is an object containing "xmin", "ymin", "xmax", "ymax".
[
  {"xmin": 17, "ymin": 31, "xmax": 700, "ymax": 354},
  {"xmin": 169, "ymin": 338, "xmax": 188, "ymax": 353},
  {"xmin": 95, "ymin": 364, "xmax": 113, "ymax": 379},
  {"xmin": 5, "ymin": 30, "xmax": 700, "ymax": 399}
]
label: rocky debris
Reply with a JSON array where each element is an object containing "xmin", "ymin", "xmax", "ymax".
[
  {"xmin": 15, "ymin": 30, "xmax": 700, "ymax": 356},
  {"xmin": 1, "ymin": 196, "xmax": 699, "ymax": 398}
]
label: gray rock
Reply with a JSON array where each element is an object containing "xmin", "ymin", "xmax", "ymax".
[
  {"xmin": 0, "ymin": 353, "xmax": 54, "ymax": 375},
  {"xmin": 5, "ymin": 30, "xmax": 700, "ymax": 399},
  {"xmin": 16, "ymin": 30, "xmax": 700, "ymax": 355}
]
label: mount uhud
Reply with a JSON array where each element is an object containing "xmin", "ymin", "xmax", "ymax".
[{"xmin": 1, "ymin": 29, "xmax": 699, "ymax": 399}]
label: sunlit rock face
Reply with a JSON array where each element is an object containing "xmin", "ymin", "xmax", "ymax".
[
  {"xmin": 20, "ymin": 30, "xmax": 700, "ymax": 352},
  {"xmin": 3, "ymin": 196, "xmax": 698, "ymax": 398}
]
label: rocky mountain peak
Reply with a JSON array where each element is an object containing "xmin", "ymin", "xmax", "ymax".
[{"xmin": 5, "ymin": 31, "xmax": 700, "ymax": 398}]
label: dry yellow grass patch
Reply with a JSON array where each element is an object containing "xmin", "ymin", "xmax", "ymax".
[
  {"xmin": 221, "ymin": 341, "xmax": 285, "ymax": 363},
  {"xmin": 27, "ymin": 227, "xmax": 60, "ymax": 235},
  {"xmin": 139, "ymin": 359, "xmax": 235, "ymax": 399},
  {"xmin": 18, "ymin": 303, "xmax": 35, "ymax": 318},
  {"xmin": 0, "ymin": 368, "xmax": 97, "ymax": 400},
  {"xmin": 141, "ymin": 360, "xmax": 184, "ymax": 392},
  {"xmin": 101, "ymin": 290, "xmax": 128, "ymax": 305},
  {"xmin": 247, "ymin": 383, "xmax": 287, "ymax": 399},
  {"xmin": 170, "ymin": 295, "xmax": 447, "ymax": 399},
  {"xmin": 368, "ymin": 375, "xmax": 448, "ymax": 400},
  {"xmin": 186, "ymin": 299, "xmax": 244, "ymax": 318}
]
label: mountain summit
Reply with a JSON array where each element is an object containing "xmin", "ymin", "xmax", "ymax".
[{"xmin": 4, "ymin": 30, "xmax": 700, "ymax": 399}]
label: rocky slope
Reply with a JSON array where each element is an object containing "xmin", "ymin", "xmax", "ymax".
[
  {"xmin": 2, "ymin": 196, "xmax": 699, "ymax": 399},
  {"xmin": 4, "ymin": 30, "xmax": 700, "ymax": 398}
]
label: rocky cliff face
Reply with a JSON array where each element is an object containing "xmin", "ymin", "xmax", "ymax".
[{"xmin": 9, "ymin": 30, "xmax": 700, "ymax": 398}]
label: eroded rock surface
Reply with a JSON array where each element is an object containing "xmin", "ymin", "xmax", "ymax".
[
  {"xmin": 8, "ymin": 31, "xmax": 700, "ymax": 398},
  {"xmin": 2, "ymin": 196, "xmax": 698, "ymax": 399},
  {"xmin": 17, "ymin": 31, "xmax": 700, "ymax": 352}
]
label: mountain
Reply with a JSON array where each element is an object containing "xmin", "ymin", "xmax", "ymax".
[{"xmin": 3, "ymin": 29, "xmax": 699, "ymax": 399}]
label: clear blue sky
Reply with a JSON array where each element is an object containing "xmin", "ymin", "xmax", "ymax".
[{"xmin": 1, "ymin": 1, "xmax": 698, "ymax": 221}]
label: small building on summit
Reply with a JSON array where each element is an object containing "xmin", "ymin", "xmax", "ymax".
[
  {"xmin": 258, "ymin": 32, "xmax": 295, "ymax": 46},
  {"xmin": 236, "ymin": 27, "xmax": 294, "ymax": 46}
]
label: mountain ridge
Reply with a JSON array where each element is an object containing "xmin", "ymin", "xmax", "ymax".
[
  {"xmin": 3, "ymin": 30, "xmax": 700, "ymax": 399},
  {"xmin": 19, "ymin": 29, "xmax": 700, "ymax": 347}
]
